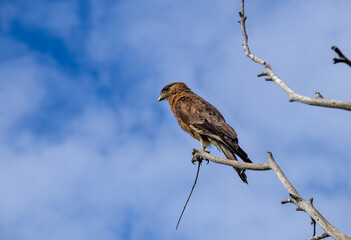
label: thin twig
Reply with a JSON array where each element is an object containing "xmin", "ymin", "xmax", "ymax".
[
  {"xmin": 281, "ymin": 198, "xmax": 292, "ymax": 204},
  {"xmin": 315, "ymin": 92, "xmax": 324, "ymax": 99},
  {"xmin": 310, "ymin": 198, "xmax": 317, "ymax": 237},
  {"xmin": 332, "ymin": 46, "xmax": 351, "ymax": 67},
  {"xmin": 238, "ymin": 0, "xmax": 351, "ymax": 111},
  {"xmin": 311, "ymin": 217, "xmax": 317, "ymax": 237},
  {"xmin": 307, "ymin": 232, "xmax": 330, "ymax": 240},
  {"xmin": 176, "ymin": 159, "xmax": 202, "ymax": 229}
]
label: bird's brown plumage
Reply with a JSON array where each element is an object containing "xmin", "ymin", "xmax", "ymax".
[{"xmin": 158, "ymin": 82, "xmax": 252, "ymax": 183}]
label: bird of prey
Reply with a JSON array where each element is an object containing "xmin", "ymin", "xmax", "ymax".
[{"xmin": 158, "ymin": 82, "xmax": 252, "ymax": 184}]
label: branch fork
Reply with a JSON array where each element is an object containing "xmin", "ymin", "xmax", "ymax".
[{"xmin": 332, "ymin": 46, "xmax": 351, "ymax": 67}]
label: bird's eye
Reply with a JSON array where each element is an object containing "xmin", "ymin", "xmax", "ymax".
[{"xmin": 163, "ymin": 86, "xmax": 170, "ymax": 92}]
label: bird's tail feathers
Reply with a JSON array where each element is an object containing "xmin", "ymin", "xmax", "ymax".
[
  {"xmin": 222, "ymin": 137, "xmax": 252, "ymax": 163},
  {"xmin": 236, "ymin": 145, "xmax": 252, "ymax": 163},
  {"xmin": 219, "ymin": 145, "xmax": 248, "ymax": 184}
]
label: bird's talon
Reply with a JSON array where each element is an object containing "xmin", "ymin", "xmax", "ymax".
[
  {"xmin": 205, "ymin": 159, "xmax": 209, "ymax": 165},
  {"xmin": 192, "ymin": 149, "xmax": 198, "ymax": 156},
  {"xmin": 191, "ymin": 154, "xmax": 204, "ymax": 165},
  {"xmin": 191, "ymin": 155, "xmax": 197, "ymax": 164}
]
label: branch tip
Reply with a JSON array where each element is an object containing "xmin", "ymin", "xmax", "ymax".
[
  {"xmin": 281, "ymin": 198, "xmax": 292, "ymax": 204},
  {"xmin": 257, "ymin": 72, "xmax": 268, "ymax": 77},
  {"xmin": 333, "ymin": 58, "xmax": 339, "ymax": 64},
  {"xmin": 238, "ymin": 11, "xmax": 245, "ymax": 19},
  {"xmin": 331, "ymin": 45, "xmax": 351, "ymax": 67},
  {"xmin": 289, "ymin": 193, "xmax": 300, "ymax": 200},
  {"xmin": 331, "ymin": 46, "xmax": 343, "ymax": 57},
  {"xmin": 296, "ymin": 207, "xmax": 304, "ymax": 212},
  {"xmin": 315, "ymin": 92, "xmax": 324, "ymax": 99}
]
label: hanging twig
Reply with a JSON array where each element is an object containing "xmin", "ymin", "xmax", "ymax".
[
  {"xmin": 309, "ymin": 198, "xmax": 317, "ymax": 237},
  {"xmin": 176, "ymin": 155, "xmax": 203, "ymax": 229}
]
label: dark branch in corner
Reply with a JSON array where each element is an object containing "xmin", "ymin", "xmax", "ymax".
[{"xmin": 332, "ymin": 46, "xmax": 351, "ymax": 68}]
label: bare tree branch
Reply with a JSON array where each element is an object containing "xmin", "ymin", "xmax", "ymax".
[
  {"xmin": 238, "ymin": 0, "xmax": 351, "ymax": 111},
  {"xmin": 307, "ymin": 233, "xmax": 330, "ymax": 240},
  {"xmin": 332, "ymin": 46, "xmax": 351, "ymax": 67},
  {"xmin": 192, "ymin": 149, "xmax": 351, "ymax": 240},
  {"xmin": 192, "ymin": 149, "xmax": 270, "ymax": 170}
]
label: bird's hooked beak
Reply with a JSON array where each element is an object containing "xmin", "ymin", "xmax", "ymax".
[{"xmin": 158, "ymin": 93, "xmax": 166, "ymax": 102}]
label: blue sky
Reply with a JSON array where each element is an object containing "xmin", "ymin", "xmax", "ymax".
[{"xmin": 0, "ymin": 0, "xmax": 351, "ymax": 239}]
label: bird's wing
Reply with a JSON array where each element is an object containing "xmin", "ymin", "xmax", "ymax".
[
  {"xmin": 174, "ymin": 94, "xmax": 249, "ymax": 162},
  {"xmin": 174, "ymin": 95, "xmax": 235, "ymax": 144}
]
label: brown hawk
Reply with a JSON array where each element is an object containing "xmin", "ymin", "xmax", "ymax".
[{"xmin": 158, "ymin": 82, "xmax": 252, "ymax": 183}]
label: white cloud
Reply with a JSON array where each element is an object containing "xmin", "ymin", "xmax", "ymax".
[{"xmin": 0, "ymin": 0, "xmax": 350, "ymax": 239}]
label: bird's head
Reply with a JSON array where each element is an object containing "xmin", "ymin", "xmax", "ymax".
[{"xmin": 158, "ymin": 82, "xmax": 190, "ymax": 102}]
